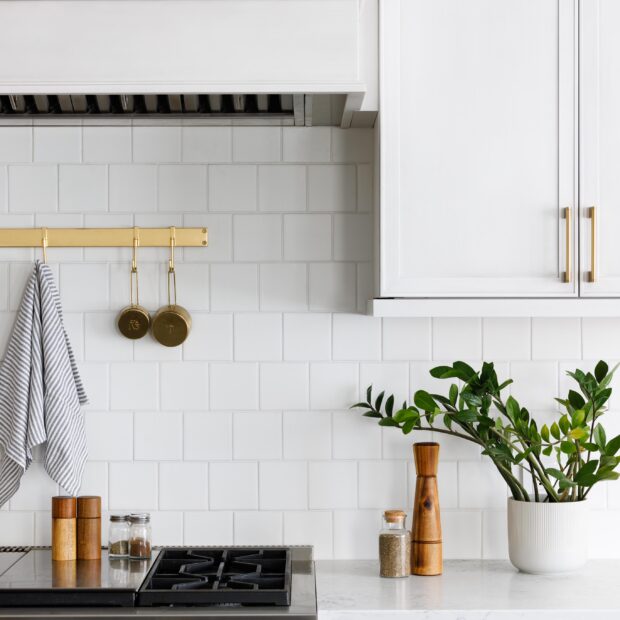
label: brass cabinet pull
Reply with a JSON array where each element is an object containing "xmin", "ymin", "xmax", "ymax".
[
  {"xmin": 563, "ymin": 207, "xmax": 571, "ymax": 283},
  {"xmin": 589, "ymin": 206, "xmax": 597, "ymax": 283}
]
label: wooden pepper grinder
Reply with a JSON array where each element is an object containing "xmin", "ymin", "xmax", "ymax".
[
  {"xmin": 411, "ymin": 442, "xmax": 442, "ymax": 575},
  {"xmin": 77, "ymin": 496, "xmax": 101, "ymax": 560},
  {"xmin": 51, "ymin": 496, "xmax": 77, "ymax": 561}
]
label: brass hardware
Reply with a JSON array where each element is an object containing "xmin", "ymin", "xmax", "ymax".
[
  {"xmin": 563, "ymin": 207, "xmax": 571, "ymax": 283},
  {"xmin": 589, "ymin": 206, "xmax": 597, "ymax": 283},
  {"xmin": 41, "ymin": 227, "xmax": 48, "ymax": 264},
  {"xmin": 0, "ymin": 227, "xmax": 208, "ymax": 248},
  {"xmin": 151, "ymin": 229, "xmax": 191, "ymax": 348},
  {"xmin": 117, "ymin": 227, "xmax": 150, "ymax": 340}
]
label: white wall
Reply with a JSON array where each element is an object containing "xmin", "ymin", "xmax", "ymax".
[{"xmin": 0, "ymin": 125, "xmax": 618, "ymax": 560}]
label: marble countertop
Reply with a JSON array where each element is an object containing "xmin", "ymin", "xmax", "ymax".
[{"xmin": 315, "ymin": 559, "xmax": 620, "ymax": 619}]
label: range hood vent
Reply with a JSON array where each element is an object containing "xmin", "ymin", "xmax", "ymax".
[{"xmin": 0, "ymin": 93, "xmax": 304, "ymax": 123}]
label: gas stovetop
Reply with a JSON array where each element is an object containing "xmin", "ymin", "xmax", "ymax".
[
  {"xmin": 0, "ymin": 546, "xmax": 311, "ymax": 615},
  {"xmin": 139, "ymin": 547, "xmax": 291, "ymax": 606}
]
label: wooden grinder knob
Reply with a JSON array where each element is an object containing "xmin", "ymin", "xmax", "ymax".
[{"xmin": 411, "ymin": 442, "xmax": 442, "ymax": 576}]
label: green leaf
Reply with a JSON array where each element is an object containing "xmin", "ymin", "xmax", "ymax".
[
  {"xmin": 402, "ymin": 420, "xmax": 416, "ymax": 434},
  {"xmin": 541, "ymin": 424, "xmax": 550, "ymax": 442},
  {"xmin": 571, "ymin": 409, "xmax": 586, "ymax": 428},
  {"xmin": 385, "ymin": 395, "xmax": 394, "ymax": 418},
  {"xmin": 362, "ymin": 411, "xmax": 383, "ymax": 419},
  {"xmin": 594, "ymin": 423, "xmax": 607, "ymax": 450},
  {"xmin": 605, "ymin": 434, "xmax": 620, "ymax": 456},
  {"xmin": 454, "ymin": 409, "xmax": 478, "ymax": 424},
  {"xmin": 461, "ymin": 391, "xmax": 482, "ymax": 408},
  {"xmin": 574, "ymin": 460, "xmax": 598, "ymax": 484},
  {"xmin": 374, "ymin": 391, "xmax": 385, "ymax": 412},
  {"xmin": 595, "ymin": 360, "xmax": 609, "ymax": 383},
  {"xmin": 497, "ymin": 379, "xmax": 513, "ymax": 391},
  {"xmin": 560, "ymin": 440, "xmax": 577, "ymax": 454},
  {"xmin": 449, "ymin": 384, "xmax": 458, "ymax": 406},
  {"xmin": 542, "ymin": 445, "xmax": 553, "ymax": 457},
  {"xmin": 366, "ymin": 385, "xmax": 372, "ymax": 404},
  {"xmin": 550, "ymin": 421, "xmax": 561, "ymax": 440},
  {"xmin": 443, "ymin": 414, "xmax": 453, "ymax": 431},
  {"xmin": 506, "ymin": 396, "xmax": 520, "ymax": 423},
  {"xmin": 351, "ymin": 402, "xmax": 371, "ymax": 409},
  {"xmin": 559, "ymin": 415, "xmax": 570, "ymax": 436},
  {"xmin": 414, "ymin": 390, "xmax": 437, "ymax": 413},
  {"xmin": 568, "ymin": 390, "xmax": 586, "ymax": 410},
  {"xmin": 378, "ymin": 417, "xmax": 399, "ymax": 427},
  {"xmin": 429, "ymin": 365, "xmax": 453, "ymax": 379},
  {"xmin": 568, "ymin": 427, "xmax": 589, "ymax": 441},
  {"xmin": 393, "ymin": 409, "xmax": 419, "ymax": 424}
]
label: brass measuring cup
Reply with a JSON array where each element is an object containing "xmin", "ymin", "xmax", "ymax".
[
  {"xmin": 152, "ymin": 228, "xmax": 191, "ymax": 347},
  {"xmin": 117, "ymin": 230, "xmax": 151, "ymax": 339}
]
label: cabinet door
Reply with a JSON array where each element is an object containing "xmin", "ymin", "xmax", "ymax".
[
  {"xmin": 379, "ymin": 0, "xmax": 577, "ymax": 298},
  {"xmin": 580, "ymin": 0, "xmax": 620, "ymax": 296}
]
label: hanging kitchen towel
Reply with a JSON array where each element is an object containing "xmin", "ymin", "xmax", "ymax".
[{"xmin": 0, "ymin": 261, "xmax": 88, "ymax": 507}]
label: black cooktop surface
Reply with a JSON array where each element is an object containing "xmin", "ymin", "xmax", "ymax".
[{"xmin": 139, "ymin": 547, "xmax": 292, "ymax": 607}]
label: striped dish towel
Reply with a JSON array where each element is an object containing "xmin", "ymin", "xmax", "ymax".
[{"xmin": 0, "ymin": 261, "xmax": 88, "ymax": 507}]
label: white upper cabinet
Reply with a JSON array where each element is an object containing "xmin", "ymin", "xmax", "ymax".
[
  {"xmin": 379, "ymin": 0, "xmax": 577, "ymax": 298},
  {"xmin": 580, "ymin": 0, "xmax": 620, "ymax": 296}
]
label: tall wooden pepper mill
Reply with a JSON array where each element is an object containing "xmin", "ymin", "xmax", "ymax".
[{"xmin": 411, "ymin": 442, "xmax": 442, "ymax": 575}]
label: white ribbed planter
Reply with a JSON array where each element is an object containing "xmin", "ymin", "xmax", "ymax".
[{"xmin": 507, "ymin": 498, "xmax": 589, "ymax": 574}]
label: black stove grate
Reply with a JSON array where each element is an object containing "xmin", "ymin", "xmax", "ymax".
[{"xmin": 138, "ymin": 547, "xmax": 292, "ymax": 607}]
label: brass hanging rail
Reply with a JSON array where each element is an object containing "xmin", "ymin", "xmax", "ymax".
[{"xmin": 0, "ymin": 227, "xmax": 208, "ymax": 248}]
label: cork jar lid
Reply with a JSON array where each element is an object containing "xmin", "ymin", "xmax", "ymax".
[
  {"xmin": 52, "ymin": 496, "xmax": 76, "ymax": 519},
  {"xmin": 77, "ymin": 495, "xmax": 101, "ymax": 518},
  {"xmin": 384, "ymin": 510, "xmax": 406, "ymax": 523}
]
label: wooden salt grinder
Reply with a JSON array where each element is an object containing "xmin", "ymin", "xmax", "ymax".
[
  {"xmin": 411, "ymin": 442, "xmax": 442, "ymax": 575},
  {"xmin": 77, "ymin": 496, "xmax": 101, "ymax": 560},
  {"xmin": 51, "ymin": 496, "xmax": 77, "ymax": 561}
]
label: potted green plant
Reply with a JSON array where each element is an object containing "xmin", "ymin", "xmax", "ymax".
[{"xmin": 352, "ymin": 360, "xmax": 620, "ymax": 574}]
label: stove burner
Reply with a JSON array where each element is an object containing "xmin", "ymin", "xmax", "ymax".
[{"xmin": 139, "ymin": 547, "xmax": 292, "ymax": 607}]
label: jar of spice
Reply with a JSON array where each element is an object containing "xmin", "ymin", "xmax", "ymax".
[
  {"xmin": 379, "ymin": 510, "xmax": 410, "ymax": 578},
  {"xmin": 128, "ymin": 513, "xmax": 152, "ymax": 559},
  {"xmin": 108, "ymin": 515, "xmax": 130, "ymax": 557}
]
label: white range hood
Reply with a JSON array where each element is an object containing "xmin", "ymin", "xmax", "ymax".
[{"xmin": 0, "ymin": 0, "xmax": 377, "ymax": 127}]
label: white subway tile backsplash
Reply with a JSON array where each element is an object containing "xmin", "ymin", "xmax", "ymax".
[
  {"xmin": 258, "ymin": 165, "xmax": 306, "ymax": 212},
  {"xmin": 233, "ymin": 411, "xmax": 282, "ymax": 460},
  {"xmin": 458, "ymin": 461, "xmax": 507, "ymax": 509},
  {"xmin": 85, "ymin": 312, "xmax": 133, "ymax": 361},
  {"xmin": 10, "ymin": 465, "xmax": 58, "ymax": 510},
  {"xmin": 260, "ymin": 363, "xmax": 308, "ymax": 410},
  {"xmin": 134, "ymin": 412, "xmax": 183, "ymax": 460},
  {"xmin": 333, "ymin": 314, "xmax": 381, "ymax": 361},
  {"xmin": 260, "ymin": 263, "xmax": 307, "ymax": 311},
  {"xmin": 284, "ymin": 511, "xmax": 333, "ymax": 559},
  {"xmin": 83, "ymin": 127, "xmax": 132, "ymax": 163},
  {"xmin": 109, "ymin": 165, "xmax": 157, "ymax": 212},
  {"xmin": 333, "ymin": 510, "xmax": 380, "ymax": 559},
  {"xmin": 183, "ymin": 214, "xmax": 233, "ymax": 263},
  {"xmin": 383, "ymin": 318, "xmax": 431, "ymax": 360},
  {"xmin": 0, "ymin": 127, "xmax": 32, "ymax": 162},
  {"xmin": 260, "ymin": 462, "xmax": 307, "ymax": 510},
  {"xmin": 356, "ymin": 163, "xmax": 373, "ymax": 212},
  {"xmin": 582, "ymin": 318, "xmax": 620, "ymax": 359},
  {"xmin": 482, "ymin": 318, "xmax": 531, "ymax": 360},
  {"xmin": 159, "ymin": 463, "xmax": 208, "ymax": 510},
  {"xmin": 210, "ymin": 363, "xmax": 258, "ymax": 410},
  {"xmin": 333, "ymin": 411, "xmax": 381, "ymax": 460},
  {"xmin": 234, "ymin": 214, "xmax": 282, "ymax": 261},
  {"xmin": 182, "ymin": 127, "xmax": 231, "ymax": 163},
  {"xmin": 161, "ymin": 362, "xmax": 208, "ymax": 411},
  {"xmin": 184, "ymin": 511, "xmax": 233, "ymax": 545},
  {"xmin": 209, "ymin": 462, "xmax": 258, "ymax": 510},
  {"xmin": 282, "ymin": 127, "xmax": 331, "ymax": 162},
  {"xmin": 85, "ymin": 411, "xmax": 133, "ymax": 460},
  {"xmin": 309, "ymin": 263, "xmax": 356, "ymax": 312},
  {"xmin": 110, "ymin": 363, "xmax": 158, "ymax": 411},
  {"xmin": 60, "ymin": 264, "xmax": 109, "ymax": 311},
  {"xmin": 283, "ymin": 411, "xmax": 332, "ymax": 460},
  {"xmin": 34, "ymin": 127, "xmax": 81, "ymax": 162},
  {"xmin": 158, "ymin": 165, "xmax": 207, "ymax": 212},
  {"xmin": 133, "ymin": 127, "xmax": 181, "ymax": 163},
  {"xmin": 0, "ymin": 512, "xmax": 34, "ymax": 546},
  {"xmin": 532, "ymin": 318, "xmax": 581, "ymax": 360},
  {"xmin": 333, "ymin": 214, "xmax": 373, "ymax": 261},
  {"xmin": 308, "ymin": 165, "xmax": 356, "ymax": 212},
  {"xmin": 109, "ymin": 462, "xmax": 157, "ymax": 510},
  {"xmin": 150, "ymin": 511, "xmax": 184, "ymax": 546},
  {"xmin": 184, "ymin": 412, "xmax": 233, "ymax": 461},
  {"xmin": 283, "ymin": 313, "xmax": 331, "ymax": 361},
  {"xmin": 331, "ymin": 128, "xmax": 374, "ymax": 163},
  {"xmin": 234, "ymin": 512, "xmax": 283, "ymax": 545},
  {"xmin": 283, "ymin": 214, "xmax": 332, "ymax": 261},
  {"xmin": 183, "ymin": 313, "xmax": 233, "ymax": 361},
  {"xmin": 359, "ymin": 461, "xmax": 408, "ymax": 509},
  {"xmin": 79, "ymin": 363, "xmax": 109, "ymax": 411},
  {"xmin": 59, "ymin": 165, "xmax": 107, "ymax": 213},
  {"xmin": 443, "ymin": 511, "xmax": 482, "ymax": 559},
  {"xmin": 9, "ymin": 165, "xmax": 57, "ymax": 212},
  {"xmin": 309, "ymin": 462, "xmax": 357, "ymax": 509},
  {"xmin": 482, "ymin": 510, "xmax": 509, "ymax": 559},
  {"xmin": 509, "ymin": 361, "xmax": 558, "ymax": 411},
  {"xmin": 211, "ymin": 264, "xmax": 258, "ymax": 311},
  {"xmin": 310, "ymin": 363, "xmax": 358, "ymax": 410},
  {"xmin": 359, "ymin": 362, "xmax": 410, "ymax": 409},
  {"xmin": 233, "ymin": 127, "xmax": 281, "ymax": 162},
  {"xmin": 433, "ymin": 318, "xmax": 482, "ymax": 360},
  {"xmin": 209, "ymin": 165, "xmax": 257, "ymax": 211}
]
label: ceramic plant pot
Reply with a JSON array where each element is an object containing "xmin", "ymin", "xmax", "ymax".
[{"xmin": 507, "ymin": 497, "xmax": 589, "ymax": 574}]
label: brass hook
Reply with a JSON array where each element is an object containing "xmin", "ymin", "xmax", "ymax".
[
  {"xmin": 132, "ymin": 227, "xmax": 139, "ymax": 272},
  {"xmin": 41, "ymin": 227, "xmax": 48, "ymax": 264},
  {"xmin": 169, "ymin": 226, "xmax": 176, "ymax": 272},
  {"xmin": 130, "ymin": 227, "xmax": 140, "ymax": 306}
]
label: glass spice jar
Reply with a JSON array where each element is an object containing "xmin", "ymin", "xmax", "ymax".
[
  {"xmin": 379, "ymin": 510, "xmax": 410, "ymax": 578},
  {"xmin": 108, "ymin": 515, "xmax": 130, "ymax": 557},
  {"xmin": 128, "ymin": 513, "xmax": 152, "ymax": 560}
]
